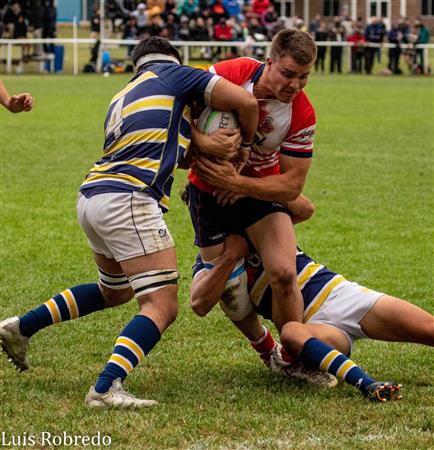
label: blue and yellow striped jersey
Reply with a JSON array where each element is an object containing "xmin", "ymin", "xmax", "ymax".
[
  {"xmin": 80, "ymin": 61, "xmax": 220, "ymax": 211},
  {"xmin": 192, "ymin": 250, "xmax": 346, "ymax": 322}
]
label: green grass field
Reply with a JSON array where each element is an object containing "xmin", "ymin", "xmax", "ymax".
[{"xmin": 0, "ymin": 74, "xmax": 433, "ymax": 450}]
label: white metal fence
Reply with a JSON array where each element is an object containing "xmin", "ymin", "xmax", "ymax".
[{"xmin": 1, "ymin": 38, "xmax": 432, "ymax": 75}]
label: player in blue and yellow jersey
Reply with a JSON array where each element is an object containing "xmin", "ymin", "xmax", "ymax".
[
  {"xmin": 190, "ymin": 211, "xmax": 434, "ymax": 401},
  {"xmin": 0, "ymin": 37, "xmax": 259, "ymax": 408}
]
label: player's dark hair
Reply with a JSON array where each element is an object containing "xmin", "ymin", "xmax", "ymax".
[
  {"xmin": 131, "ymin": 37, "xmax": 183, "ymax": 67},
  {"xmin": 270, "ymin": 30, "xmax": 317, "ymax": 65}
]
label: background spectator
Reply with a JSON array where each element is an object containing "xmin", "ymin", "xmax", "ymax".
[
  {"xmin": 347, "ymin": 24, "xmax": 366, "ymax": 73},
  {"xmin": 329, "ymin": 17, "xmax": 345, "ymax": 73},
  {"xmin": 210, "ymin": 0, "xmax": 228, "ymax": 24},
  {"xmin": 313, "ymin": 20, "xmax": 328, "ymax": 73},
  {"xmin": 28, "ymin": 0, "xmax": 44, "ymax": 57},
  {"xmin": 415, "ymin": 18, "xmax": 430, "ymax": 73},
  {"xmin": 364, "ymin": 16, "xmax": 383, "ymax": 74},
  {"xmin": 387, "ymin": 22, "xmax": 402, "ymax": 74},
  {"xmin": 178, "ymin": 0, "xmax": 198, "ymax": 19},
  {"xmin": 261, "ymin": 4, "xmax": 278, "ymax": 39},
  {"xmin": 309, "ymin": 14, "xmax": 321, "ymax": 36},
  {"xmin": 132, "ymin": 3, "xmax": 147, "ymax": 35},
  {"xmin": 252, "ymin": 0, "xmax": 270, "ymax": 19},
  {"xmin": 223, "ymin": 0, "xmax": 241, "ymax": 22}
]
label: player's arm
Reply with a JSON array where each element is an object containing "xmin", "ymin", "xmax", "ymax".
[
  {"xmin": 208, "ymin": 78, "xmax": 258, "ymax": 146},
  {"xmin": 194, "ymin": 153, "xmax": 311, "ymax": 203},
  {"xmin": 287, "ymin": 194, "xmax": 315, "ymax": 224},
  {"xmin": 190, "ymin": 235, "xmax": 249, "ymax": 316},
  {"xmin": 0, "ymin": 80, "xmax": 33, "ymax": 113},
  {"xmin": 189, "ymin": 78, "xmax": 259, "ymax": 164}
]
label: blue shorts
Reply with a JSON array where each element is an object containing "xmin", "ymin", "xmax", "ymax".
[{"xmin": 187, "ymin": 183, "xmax": 291, "ymax": 247}]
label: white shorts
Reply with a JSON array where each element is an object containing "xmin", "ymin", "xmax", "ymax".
[
  {"xmin": 77, "ymin": 191, "xmax": 174, "ymax": 261},
  {"xmin": 307, "ymin": 280, "xmax": 384, "ymax": 350}
]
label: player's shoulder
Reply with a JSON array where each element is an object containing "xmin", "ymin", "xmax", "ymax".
[
  {"xmin": 290, "ymin": 90, "xmax": 316, "ymax": 127},
  {"xmin": 210, "ymin": 57, "xmax": 264, "ymax": 84},
  {"xmin": 292, "ymin": 90, "xmax": 315, "ymax": 115}
]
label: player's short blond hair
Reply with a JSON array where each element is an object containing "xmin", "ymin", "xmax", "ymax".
[{"xmin": 270, "ymin": 30, "xmax": 317, "ymax": 65}]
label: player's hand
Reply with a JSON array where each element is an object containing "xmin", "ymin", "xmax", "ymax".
[
  {"xmin": 8, "ymin": 93, "xmax": 34, "ymax": 113},
  {"xmin": 223, "ymin": 234, "xmax": 249, "ymax": 260},
  {"xmin": 198, "ymin": 128, "xmax": 241, "ymax": 160},
  {"xmin": 213, "ymin": 189, "xmax": 245, "ymax": 206},
  {"xmin": 230, "ymin": 146, "xmax": 251, "ymax": 173},
  {"xmin": 195, "ymin": 154, "xmax": 239, "ymax": 189}
]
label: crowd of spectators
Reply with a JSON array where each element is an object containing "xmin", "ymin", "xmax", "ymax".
[
  {"xmin": 0, "ymin": 0, "xmax": 431, "ymax": 74},
  {"xmin": 310, "ymin": 14, "xmax": 431, "ymax": 75},
  {"xmin": 89, "ymin": 0, "xmax": 431, "ymax": 73},
  {"xmin": 90, "ymin": 0, "xmax": 286, "ymax": 60},
  {"xmin": 1, "ymin": 0, "xmax": 57, "ymax": 58}
]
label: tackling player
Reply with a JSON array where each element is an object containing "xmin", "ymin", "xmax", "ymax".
[
  {"xmin": 187, "ymin": 30, "xmax": 317, "ymax": 335},
  {"xmin": 0, "ymin": 37, "xmax": 258, "ymax": 408},
  {"xmin": 190, "ymin": 229, "xmax": 434, "ymax": 401}
]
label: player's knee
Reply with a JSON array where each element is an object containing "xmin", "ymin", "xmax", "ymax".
[
  {"xmin": 280, "ymin": 322, "xmax": 307, "ymax": 355},
  {"xmin": 421, "ymin": 316, "xmax": 434, "ymax": 346},
  {"xmin": 99, "ymin": 284, "xmax": 134, "ymax": 308},
  {"xmin": 268, "ymin": 265, "xmax": 297, "ymax": 293},
  {"xmin": 190, "ymin": 298, "xmax": 208, "ymax": 317}
]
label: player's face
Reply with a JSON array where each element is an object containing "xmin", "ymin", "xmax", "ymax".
[{"xmin": 265, "ymin": 56, "xmax": 312, "ymax": 103}]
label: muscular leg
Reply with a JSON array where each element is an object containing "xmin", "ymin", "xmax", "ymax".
[
  {"xmin": 91, "ymin": 247, "xmax": 178, "ymax": 402},
  {"xmin": 281, "ymin": 322, "xmax": 401, "ymax": 401},
  {"xmin": 247, "ymin": 213, "xmax": 303, "ymax": 331},
  {"xmin": 359, "ymin": 295, "xmax": 434, "ymax": 346}
]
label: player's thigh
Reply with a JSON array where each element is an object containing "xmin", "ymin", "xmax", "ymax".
[
  {"xmin": 246, "ymin": 212, "xmax": 297, "ymax": 272},
  {"xmin": 187, "ymin": 183, "xmax": 232, "ymax": 248},
  {"xmin": 360, "ymin": 295, "xmax": 434, "ymax": 345},
  {"xmin": 200, "ymin": 243, "xmax": 225, "ymax": 262}
]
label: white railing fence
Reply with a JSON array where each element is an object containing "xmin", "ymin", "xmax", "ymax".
[{"xmin": 1, "ymin": 38, "xmax": 433, "ymax": 75}]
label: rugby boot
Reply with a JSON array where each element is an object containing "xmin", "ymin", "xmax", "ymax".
[
  {"xmin": 364, "ymin": 381, "xmax": 402, "ymax": 402},
  {"xmin": 0, "ymin": 316, "xmax": 29, "ymax": 371},
  {"xmin": 85, "ymin": 378, "xmax": 158, "ymax": 409}
]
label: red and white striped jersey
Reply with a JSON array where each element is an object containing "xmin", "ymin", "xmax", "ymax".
[{"xmin": 189, "ymin": 57, "xmax": 316, "ymax": 192}]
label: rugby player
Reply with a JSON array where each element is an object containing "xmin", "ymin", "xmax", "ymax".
[
  {"xmin": 0, "ymin": 80, "xmax": 33, "ymax": 113},
  {"xmin": 190, "ymin": 233, "xmax": 434, "ymax": 402},
  {"xmin": 0, "ymin": 37, "xmax": 258, "ymax": 408},
  {"xmin": 187, "ymin": 30, "xmax": 318, "ymax": 334}
]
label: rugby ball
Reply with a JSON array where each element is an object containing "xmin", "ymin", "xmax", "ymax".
[{"xmin": 196, "ymin": 107, "xmax": 239, "ymax": 134}]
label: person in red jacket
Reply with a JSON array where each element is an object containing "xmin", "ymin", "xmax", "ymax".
[
  {"xmin": 347, "ymin": 26, "xmax": 366, "ymax": 73},
  {"xmin": 252, "ymin": 0, "xmax": 270, "ymax": 18}
]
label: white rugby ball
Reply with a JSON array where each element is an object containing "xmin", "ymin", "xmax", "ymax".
[{"xmin": 196, "ymin": 107, "xmax": 239, "ymax": 134}]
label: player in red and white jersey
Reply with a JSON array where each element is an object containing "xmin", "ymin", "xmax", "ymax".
[
  {"xmin": 189, "ymin": 56, "xmax": 315, "ymax": 191},
  {"xmin": 187, "ymin": 30, "xmax": 318, "ymax": 333}
]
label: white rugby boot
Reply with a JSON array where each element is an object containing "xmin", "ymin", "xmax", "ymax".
[
  {"xmin": 283, "ymin": 363, "xmax": 338, "ymax": 388},
  {"xmin": 0, "ymin": 316, "xmax": 29, "ymax": 371},
  {"xmin": 85, "ymin": 378, "xmax": 159, "ymax": 408}
]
